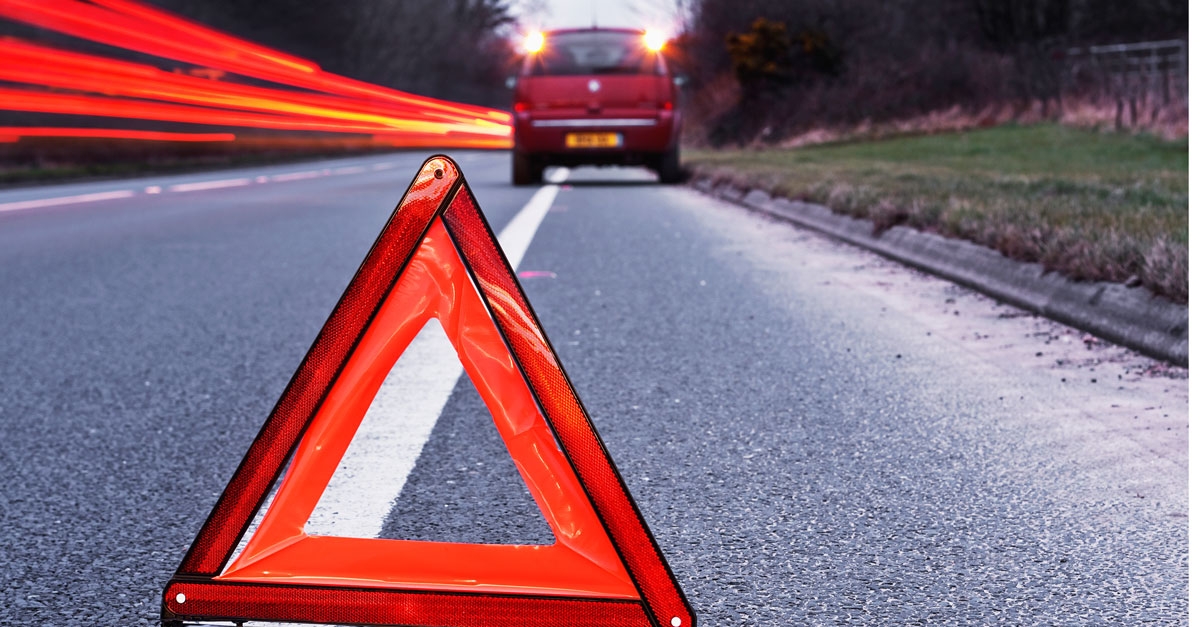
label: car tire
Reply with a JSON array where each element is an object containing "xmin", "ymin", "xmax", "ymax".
[
  {"xmin": 655, "ymin": 146, "xmax": 684, "ymax": 184},
  {"xmin": 512, "ymin": 151, "xmax": 543, "ymax": 185}
]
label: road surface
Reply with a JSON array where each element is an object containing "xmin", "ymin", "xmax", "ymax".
[{"xmin": 0, "ymin": 151, "xmax": 1187, "ymax": 625}]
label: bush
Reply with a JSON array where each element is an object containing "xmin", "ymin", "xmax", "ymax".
[{"xmin": 681, "ymin": 0, "xmax": 1187, "ymax": 145}]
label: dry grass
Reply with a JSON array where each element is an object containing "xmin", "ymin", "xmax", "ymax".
[
  {"xmin": 686, "ymin": 123, "xmax": 1187, "ymax": 302},
  {"xmin": 772, "ymin": 96, "xmax": 1189, "ymax": 148}
]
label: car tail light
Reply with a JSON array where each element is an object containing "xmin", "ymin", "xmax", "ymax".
[{"xmin": 514, "ymin": 101, "xmax": 529, "ymax": 113}]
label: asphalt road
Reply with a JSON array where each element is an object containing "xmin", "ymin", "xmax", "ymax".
[{"xmin": 0, "ymin": 151, "xmax": 1187, "ymax": 625}]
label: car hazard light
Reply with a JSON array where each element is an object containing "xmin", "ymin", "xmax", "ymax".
[
  {"xmin": 643, "ymin": 29, "xmax": 667, "ymax": 52},
  {"xmin": 523, "ymin": 31, "xmax": 545, "ymax": 54}
]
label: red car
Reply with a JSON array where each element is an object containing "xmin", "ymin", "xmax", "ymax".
[{"xmin": 510, "ymin": 28, "xmax": 683, "ymax": 185}]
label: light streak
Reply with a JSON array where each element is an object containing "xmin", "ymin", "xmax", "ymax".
[
  {"xmin": 0, "ymin": 0, "xmax": 513, "ymax": 148},
  {"xmin": 0, "ymin": 40, "xmax": 508, "ymax": 133},
  {"xmin": 0, "ymin": 127, "xmax": 235, "ymax": 142}
]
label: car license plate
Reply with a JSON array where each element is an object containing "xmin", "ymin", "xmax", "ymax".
[{"xmin": 565, "ymin": 132, "xmax": 622, "ymax": 148}]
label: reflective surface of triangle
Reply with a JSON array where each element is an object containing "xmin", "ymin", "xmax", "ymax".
[{"xmin": 163, "ymin": 157, "xmax": 694, "ymax": 627}]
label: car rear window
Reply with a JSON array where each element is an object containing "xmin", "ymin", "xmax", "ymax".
[{"xmin": 523, "ymin": 31, "xmax": 663, "ymax": 76}]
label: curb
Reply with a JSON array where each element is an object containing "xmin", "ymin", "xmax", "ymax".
[{"xmin": 693, "ymin": 179, "xmax": 1188, "ymax": 367}]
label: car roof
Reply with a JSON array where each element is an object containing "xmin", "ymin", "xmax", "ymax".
[{"xmin": 542, "ymin": 27, "xmax": 646, "ymax": 36}]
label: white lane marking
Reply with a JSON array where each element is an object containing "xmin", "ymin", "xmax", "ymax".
[
  {"xmin": 167, "ymin": 177, "xmax": 250, "ymax": 192},
  {"xmin": 306, "ymin": 320, "xmax": 462, "ymax": 538},
  {"xmin": 0, "ymin": 190, "xmax": 135, "ymax": 213},
  {"xmin": 0, "ymin": 157, "xmax": 413, "ymax": 216},
  {"xmin": 270, "ymin": 170, "xmax": 323, "ymax": 182},
  {"xmin": 305, "ymin": 168, "xmax": 566, "ymax": 539},
  {"xmin": 497, "ymin": 167, "xmax": 566, "ymax": 263}
]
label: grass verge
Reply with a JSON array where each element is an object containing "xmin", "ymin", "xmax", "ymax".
[{"xmin": 685, "ymin": 123, "xmax": 1187, "ymax": 303}]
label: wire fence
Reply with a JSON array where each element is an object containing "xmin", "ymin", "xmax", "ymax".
[{"xmin": 1065, "ymin": 39, "xmax": 1187, "ymax": 128}]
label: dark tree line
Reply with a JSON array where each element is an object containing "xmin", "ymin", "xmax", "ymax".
[
  {"xmin": 144, "ymin": 0, "xmax": 519, "ymax": 108},
  {"xmin": 679, "ymin": 0, "xmax": 1187, "ymax": 144}
]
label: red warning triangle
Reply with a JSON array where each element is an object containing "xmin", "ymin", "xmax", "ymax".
[{"xmin": 162, "ymin": 156, "xmax": 695, "ymax": 627}]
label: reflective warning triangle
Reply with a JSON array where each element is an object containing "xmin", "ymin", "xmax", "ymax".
[{"xmin": 162, "ymin": 156, "xmax": 695, "ymax": 627}]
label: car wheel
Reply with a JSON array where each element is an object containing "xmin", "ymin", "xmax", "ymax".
[
  {"xmin": 655, "ymin": 145, "xmax": 684, "ymax": 184},
  {"xmin": 512, "ymin": 151, "xmax": 542, "ymax": 185}
]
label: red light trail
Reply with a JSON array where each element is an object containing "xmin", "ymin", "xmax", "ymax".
[
  {"xmin": 0, "ymin": 128, "xmax": 235, "ymax": 143},
  {"xmin": 0, "ymin": 0, "xmax": 513, "ymax": 147}
]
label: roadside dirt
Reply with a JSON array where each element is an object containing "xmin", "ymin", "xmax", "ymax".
[{"xmin": 689, "ymin": 190, "xmax": 1187, "ymax": 512}]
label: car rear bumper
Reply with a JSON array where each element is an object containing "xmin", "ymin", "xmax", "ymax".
[{"xmin": 513, "ymin": 110, "xmax": 679, "ymax": 165}]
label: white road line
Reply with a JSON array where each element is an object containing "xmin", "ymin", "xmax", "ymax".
[
  {"xmin": 0, "ymin": 190, "xmax": 135, "ymax": 213},
  {"xmin": 270, "ymin": 170, "xmax": 323, "ymax": 182},
  {"xmin": 1, "ymin": 157, "xmax": 434, "ymax": 217},
  {"xmin": 305, "ymin": 320, "xmax": 462, "ymax": 538},
  {"xmin": 167, "ymin": 177, "xmax": 251, "ymax": 192},
  {"xmin": 305, "ymin": 167, "xmax": 568, "ymax": 539},
  {"xmin": 497, "ymin": 167, "xmax": 567, "ymax": 262}
]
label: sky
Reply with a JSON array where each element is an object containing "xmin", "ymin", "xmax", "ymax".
[{"xmin": 513, "ymin": 0, "xmax": 687, "ymax": 35}]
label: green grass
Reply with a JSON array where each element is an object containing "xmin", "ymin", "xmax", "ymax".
[{"xmin": 685, "ymin": 124, "xmax": 1188, "ymax": 302}]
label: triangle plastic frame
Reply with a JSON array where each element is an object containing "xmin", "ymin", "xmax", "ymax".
[{"xmin": 161, "ymin": 156, "xmax": 695, "ymax": 627}]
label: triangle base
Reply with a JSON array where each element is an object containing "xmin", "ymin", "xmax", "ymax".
[{"xmin": 163, "ymin": 579, "xmax": 652, "ymax": 627}]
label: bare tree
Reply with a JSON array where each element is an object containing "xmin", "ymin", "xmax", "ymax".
[{"xmin": 144, "ymin": 0, "xmax": 517, "ymax": 107}]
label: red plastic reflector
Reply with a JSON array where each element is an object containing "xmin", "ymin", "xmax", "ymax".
[
  {"xmin": 161, "ymin": 156, "xmax": 695, "ymax": 627},
  {"xmin": 164, "ymin": 581, "xmax": 651, "ymax": 627}
]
